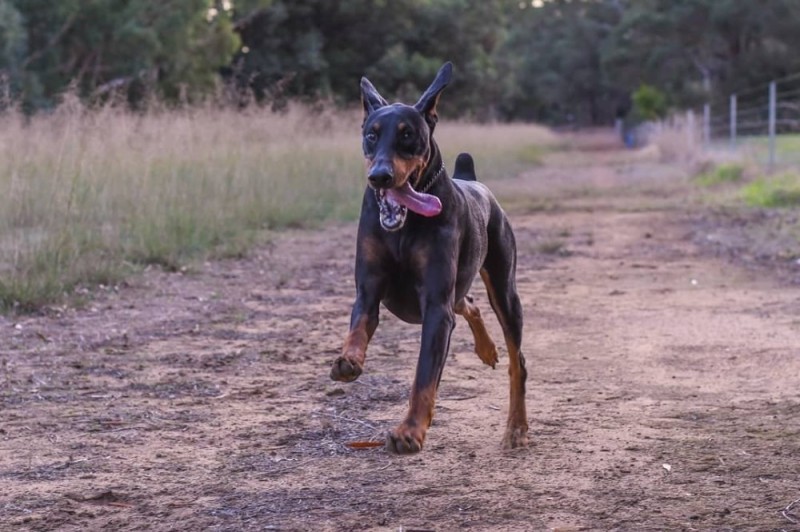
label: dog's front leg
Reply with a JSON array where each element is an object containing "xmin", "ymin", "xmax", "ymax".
[
  {"xmin": 331, "ymin": 271, "xmax": 384, "ymax": 383},
  {"xmin": 387, "ymin": 289, "xmax": 455, "ymax": 454}
]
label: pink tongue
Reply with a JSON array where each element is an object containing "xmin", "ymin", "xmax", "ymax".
[{"xmin": 386, "ymin": 182, "xmax": 442, "ymax": 217}]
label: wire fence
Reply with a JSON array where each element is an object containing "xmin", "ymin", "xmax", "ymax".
[{"xmin": 694, "ymin": 72, "xmax": 800, "ymax": 170}]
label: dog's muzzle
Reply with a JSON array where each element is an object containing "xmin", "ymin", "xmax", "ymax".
[{"xmin": 375, "ymin": 188, "xmax": 408, "ymax": 232}]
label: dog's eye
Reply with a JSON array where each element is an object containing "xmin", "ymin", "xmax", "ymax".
[
  {"xmin": 401, "ymin": 130, "xmax": 414, "ymax": 141},
  {"xmin": 365, "ymin": 131, "xmax": 378, "ymax": 143}
]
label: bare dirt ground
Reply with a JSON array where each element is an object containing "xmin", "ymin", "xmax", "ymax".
[{"xmin": 2, "ymin": 133, "xmax": 800, "ymax": 531}]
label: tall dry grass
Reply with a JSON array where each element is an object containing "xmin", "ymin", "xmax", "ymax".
[
  {"xmin": 0, "ymin": 100, "xmax": 555, "ymax": 312},
  {"xmin": 437, "ymin": 122, "xmax": 558, "ymax": 179}
]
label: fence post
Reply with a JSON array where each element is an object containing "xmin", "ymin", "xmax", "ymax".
[
  {"xmin": 730, "ymin": 94, "xmax": 737, "ymax": 150},
  {"xmin": 768, "ymin": 81, "xmax": 776, "ymax": 171},
  {"xmin": 687, "ymin": 109, "xmax": 695, "ymax": 149},
  {"xmin": 703, "ymin": 103, "xmax": 711, "ymax": 146}
]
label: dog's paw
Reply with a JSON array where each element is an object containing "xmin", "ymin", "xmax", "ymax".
[
  {"xmin": 501, "ymin": 425, "xmax": 529, "ymax": 450},
  {"xmin": 476, "ymin": 343, "xmax": 499, "ymax": 369},
  {"xmin": 386, "ymin": 424, "xmax": 426, "ymax": 455},
  {"xmin": 329, "ymin": 356, "xmax": 363, "ymax": 382}
]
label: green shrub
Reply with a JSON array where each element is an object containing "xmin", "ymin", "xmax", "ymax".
[
  {"xmin": 632, "ymin": 85, "xmax": 668, "ymax": 122},
  {"xmin": 695, "ymin": 164, "xmax": 744, "ymax": 187},
  {"xmin": 741, "ymin": 173, "xmax": 800, "ymax": 207}
]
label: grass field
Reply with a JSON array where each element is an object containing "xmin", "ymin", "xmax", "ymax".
[
  {"xmin": 693, "ymin": 163, "xmax": 744, "ymax": 187},
  {"xmin": 0, "ymin": 102, "xmax": 557, "ymax": 312},
  {"xmin": 741, "ymin": 173, "xmax": 800, "ymax": 207},
  {"xmin": 736, "ymin": 133, "xmax": 800, "ymax": 164}
]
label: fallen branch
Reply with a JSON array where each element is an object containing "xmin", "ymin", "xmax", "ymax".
[
  {"xmin": 781, "ymin": 496, "xmax": 800, "ymax": 524},
  {"xmin": 319, "ymin": 412, "xmax": 377, "ymax": 430}
]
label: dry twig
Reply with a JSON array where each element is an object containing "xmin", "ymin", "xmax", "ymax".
[
  {"xmin": 781, "ymin": 496, "xmax": 800, "ymax": 524},
  {"xmin": 319, "ymin": 412, "xmax": 377, "ymax": 430}
]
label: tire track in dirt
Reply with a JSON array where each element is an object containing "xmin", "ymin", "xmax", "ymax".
[{"xmin": 2, "ymin": 138, "xmax": 799, "ymax": 531}]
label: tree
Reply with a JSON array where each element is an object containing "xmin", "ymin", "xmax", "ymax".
[
  {"xmin": 501, "ymin": 0, "xmax": 627, "ymax": 124},
  {"xmin": 0, "ymin": 0, "xmax": 29, "ymax": 102},
  {"xmin": 6, "ymin": 0, "xmax": 800, "ymax": 122},
  {"xmin": 602, "ymin": 0, "xmax": 800, "ymax": 108},
  {"xmin": 229, "ymin": 0, "xmax": 507, "ymax": 118},
  {"xmin": 8, "ymin": 0, "xmax": 239, "ymax": 108}
]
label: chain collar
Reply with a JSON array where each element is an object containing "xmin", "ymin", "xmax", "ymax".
[{"xmin": 415, "ymin": 160, "xmax": 446, "ymax": 193}]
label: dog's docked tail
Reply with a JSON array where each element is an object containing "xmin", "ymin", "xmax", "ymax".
[{"xmin": 453, "ymin": 153, "xmax": 477, "ymax": 181}]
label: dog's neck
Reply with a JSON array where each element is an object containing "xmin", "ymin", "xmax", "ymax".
[{"xmin": 415, "ymin": 140, "xmax": 447, "ymax": 193}]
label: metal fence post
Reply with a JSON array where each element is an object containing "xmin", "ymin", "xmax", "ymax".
[
  {"xmin": 730, "ymin": 94, "xmax": 737, "ymax": 150},
  {"xmin": 687, "ymin": 110, "xmax": 695, "ymax": 149},
  {"xmin": 703, "ymin": 103, "xmax": 711, "ymax": 146},
  {"xmin": 768, "ymin": 81, "xmax": 776, "ymax": 171}
]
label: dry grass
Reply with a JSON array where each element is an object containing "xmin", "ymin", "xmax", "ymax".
[
  {"xmin": 436, "ymin": 122, "xmax": 558, "ymax": 178},
  {"xmin": 647, "ymin": 120, "xmax": 712, "ymax": 172},
  {"xmin": 0, "ymin": 99, "xmax": 555, "ymax": 312}
]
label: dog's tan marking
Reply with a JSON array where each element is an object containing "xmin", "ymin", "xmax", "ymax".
[
  {"xmin": 500, "ymin": 331, "xmax": 529, "ymax": 449},
  {"xmin": 388, "ymin": 382, "xmax": 437, "ymax": 454},
  {"xmin": 360, "ymin": 235, "xmax": 384, "ymax": 264},
  {"xmin": 331, "ymin": 314, "xmax": 371, "ymax": 382},
  {"xmin": 392, "ymin": 154, "xmax": 425, "ymax": 187},
  {"xmin": 480, "ymin": 269, "xmax": 528, "ymax": 448},
  {"xmin": 410, "ymin": 244, "xmax": 430, "ymax": 274},
  {"xmin": 455, "ymin": 297, "xmax": 499, "ymax": 368},
  {"xmin": 342, "ymin": 315, "xmax": 369, "ymax": 365}
]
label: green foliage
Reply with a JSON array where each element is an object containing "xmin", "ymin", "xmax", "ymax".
[
  {"xmin": 741, "ymin": 174, "xmax": 800, "ymax": 207},
  {"xmin": 694, "ymin": 164, "xmax": 744, "ymax": 187},
  {"xmin": 5, "ymin": 1, "xmax": 800, "ymax": 120},
  {"xmin": 231, "ymin": 0, "xmax": 507, "ymax": 118},
  {"xmin": 632, "ymin": 84, "xmax": 667, "ymax": 121},
  {"xmin": 5, "ymin": 0, "xmax": 239, "ymax": 108},
  {"xmin": 0, "ymin": 1, "xmax": 25, "ymax": 71},
  {"xmin": 500, "ymin": 0, "xmax": 624, "ymax": 124},
  {"xmin": 602, "ymin": 0, "xmax": 800, "ymax": 108}
]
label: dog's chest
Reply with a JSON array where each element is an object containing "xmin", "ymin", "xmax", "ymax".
[{"xmin": 381, "ymin": 232, "xmax": 426, "ymax": 271}]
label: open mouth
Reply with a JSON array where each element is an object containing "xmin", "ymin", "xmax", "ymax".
[
  {"xmin": 375, "ymin": 188, "xmax": 408, "ymax": 231},
  {"xmin": 372, "ymin": 178, "xmax": 444, "ymax": 232}
]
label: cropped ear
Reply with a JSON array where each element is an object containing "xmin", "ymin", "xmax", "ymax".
[
  {"xmin": 414, "ymin": 62, "xmax": 453, "ymax": 129},
  {"xmin": 360, "ymin": 77, "xmax": 388, "ymax": 123}
]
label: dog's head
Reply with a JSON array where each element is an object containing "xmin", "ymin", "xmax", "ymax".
[{"xmin": 360, "ymin": 63, "xmax": 452, "ymax": 231}]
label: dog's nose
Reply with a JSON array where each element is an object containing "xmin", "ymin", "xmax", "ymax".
[{"xmin": 367, "ymin": 168, "xmax": 393, "ymax": 188}]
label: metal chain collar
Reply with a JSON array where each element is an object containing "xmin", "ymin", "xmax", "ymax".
[{"xmin": 416, "ymin": 160, "xmax": 446, "ymax": 193}]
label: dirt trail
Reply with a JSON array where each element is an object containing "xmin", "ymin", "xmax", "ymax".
[{"xmin": 2, "ymin": 133, "xmax": 800, "ymax": 531}]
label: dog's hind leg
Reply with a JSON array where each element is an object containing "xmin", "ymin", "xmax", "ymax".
[
  {"xmin": 481, "ymin": 217, "xmax": 528, "ymax": 449},
  {"xmin": 455, "ymin": 295, "xmax": 499, "ymax": 368}
]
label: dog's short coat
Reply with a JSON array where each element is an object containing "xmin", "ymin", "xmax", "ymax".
[{"xmin": 330, "ymin": 62, "xmax": 528, "ymax": 454}]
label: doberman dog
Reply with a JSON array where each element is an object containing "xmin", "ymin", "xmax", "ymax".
[{"xmin": 330, "ymin": 62, "xmax": 528, "ymax": 454}]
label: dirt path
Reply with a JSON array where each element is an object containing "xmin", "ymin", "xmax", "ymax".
[{"xmin": 2, "ymin": 135, "xmax": 799, "ymax": 531}]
